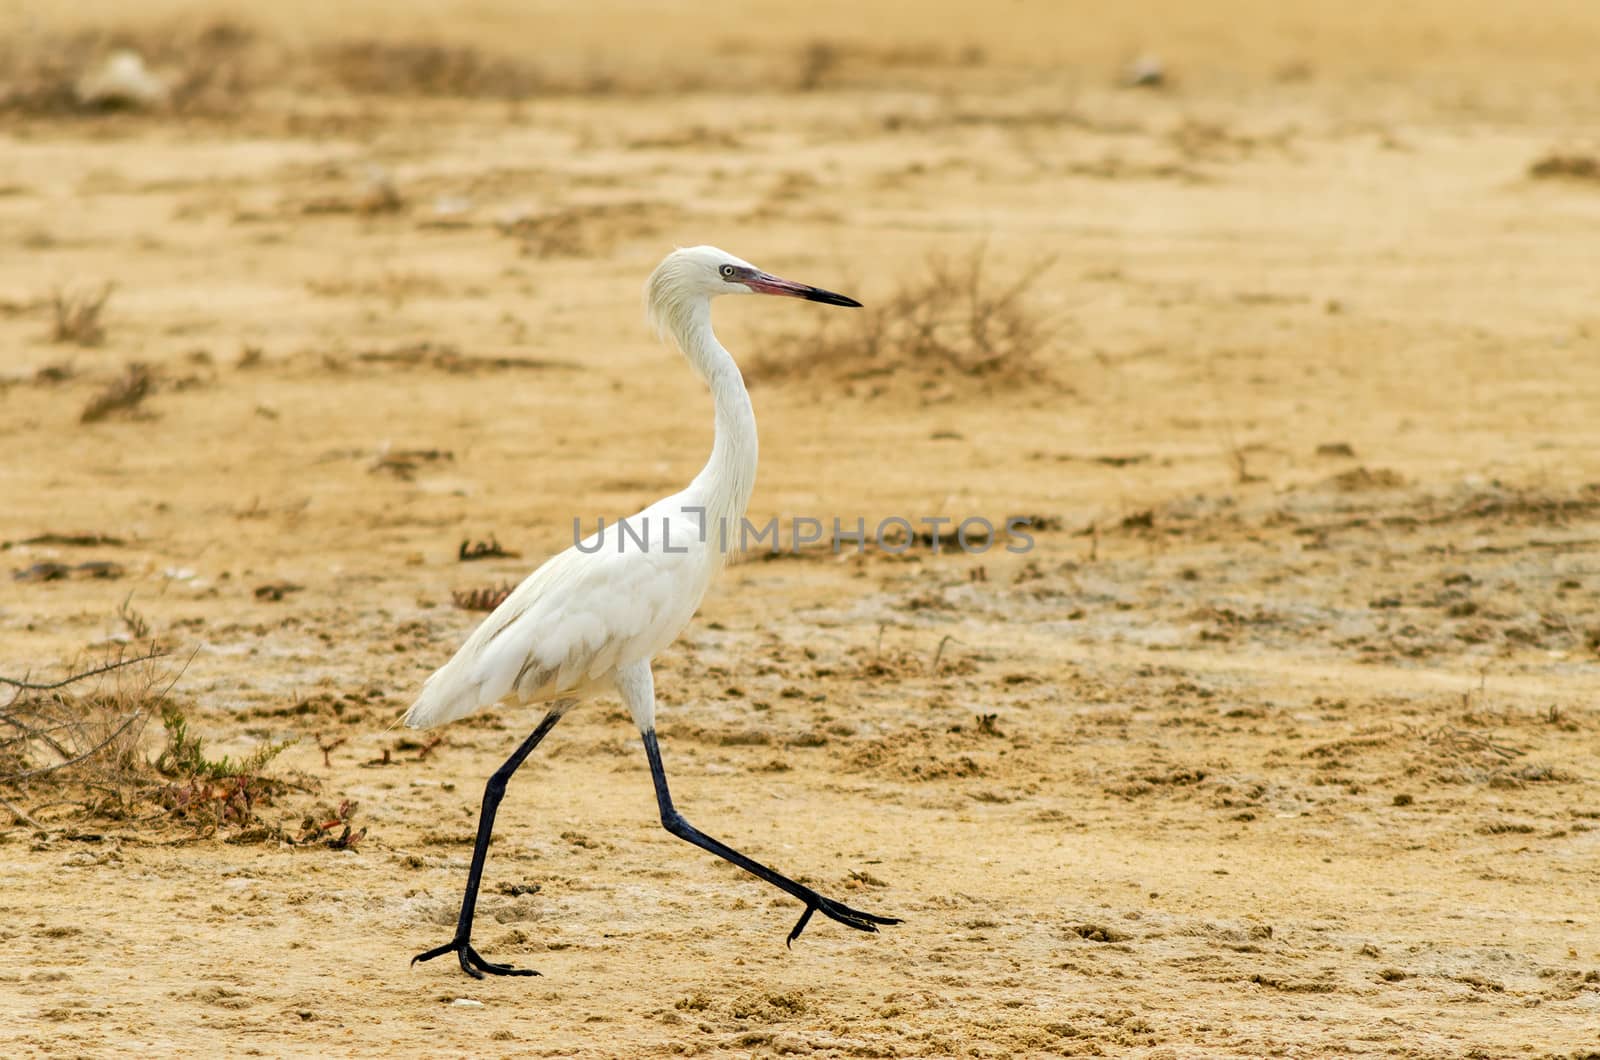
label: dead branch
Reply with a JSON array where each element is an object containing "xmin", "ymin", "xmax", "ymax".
[
  {"xmin": 6, "ymin": 709, "xmax": 146, "ymax": 781},
  {"xmin": 0, "ymin": 643, "xmax": 168, "ymax": 692}
]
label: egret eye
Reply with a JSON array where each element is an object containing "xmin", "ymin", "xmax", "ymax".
[{"xmin": 720, "ymin": 265, "xmax": 736, "ymax": 278}]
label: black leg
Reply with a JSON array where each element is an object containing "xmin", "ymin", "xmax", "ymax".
[
  {"xmin": 412, "ymin": 706, "xmax": 566, "ymax": 978},
  {"xmin": 642, "ymin": 729, "xmax": 901, "ymax": 945}
]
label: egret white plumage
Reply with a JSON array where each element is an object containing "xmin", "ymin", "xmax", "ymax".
[{"xmin": 405, "ymin": 246, "xmax": 900, "ymax": 978}]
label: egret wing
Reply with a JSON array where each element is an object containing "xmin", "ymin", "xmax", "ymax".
[{"xmin": 402, "ymin": 513, "xmax": 695, "ymax": 728}]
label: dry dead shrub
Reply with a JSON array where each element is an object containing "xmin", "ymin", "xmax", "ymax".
[
  {"xmin": 80, "ymin": 363, "xmax": 154, "ymax": 423},
  {"xmin": 795, "ymin": 40, "xmax": 843, "ymax": 92},
  {"xmin": 1, "ymin": 646, "xmax": 174, "ymax": 825},
  {"xmin": 746, "ymin": 247, "xmax": 1063, "ymax": 399},
  {"xmin": 50, "ymin": 283, "xmax": 112, "ymax": 346},
  {"xmin": 1, "ymin": 645, "xmax": 319, "ymax": 841}
]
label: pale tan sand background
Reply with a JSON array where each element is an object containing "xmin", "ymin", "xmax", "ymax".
[{"xmin": 2, "ymin": 1, "xmax": 1599, "ymax": 1056}]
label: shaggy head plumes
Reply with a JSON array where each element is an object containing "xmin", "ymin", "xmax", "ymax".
[{"xmin": 644, "ymin": 245, "xmax": 760, "ymax": 340}]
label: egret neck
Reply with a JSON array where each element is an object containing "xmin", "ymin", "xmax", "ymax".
[{"xmin": 673, "ymin": 298, "xmax": 758, "ymax": 554}]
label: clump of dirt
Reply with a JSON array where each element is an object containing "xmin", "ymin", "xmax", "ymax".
[
  {"xmin": 841, "ymin": 724, "xmax": 1032, "ymax": 783},
  {"xmin": 1104, "ymin": 765, "xmax": 1210, "ymax": 799},
  {"xmin": 1528, "ymin": 152, "xmax": 1600, "ymax": 183},
  {"xmin": 1324, "ymin": 466, "xmax": 1406, "ymax": 492},
  {"xmin": 1071, "ymin": 922, "xmax": 1133, "ymax": 943},
  {"xmin": 12, "ymin": 560, "xmax": 125, "ymax": 583},
  {"xmin": 728, "ymin": 990, "xmax": 810, "ymax": 1020}
]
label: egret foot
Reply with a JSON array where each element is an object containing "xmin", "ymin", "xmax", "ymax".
[
  {"xmin": 412, "ymin": 938, "xmax": 539, "ymax": 979},
  {"xmin": 788, "ymin": 894, "xmax": 902, "ymax": 947}
]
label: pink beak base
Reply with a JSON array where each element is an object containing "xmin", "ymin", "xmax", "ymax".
[{"xmin": 745, "ymin": 272, "xmax": 862, "ymax": 308}]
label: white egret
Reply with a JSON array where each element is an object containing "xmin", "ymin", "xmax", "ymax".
[{"xmin": 405, "ymin": 246, "xmax": 900, "ymax": 978}]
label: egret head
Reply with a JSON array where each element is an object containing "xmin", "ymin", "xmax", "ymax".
[{"xmin": 646, "ymin": 245, "xmax": 860, "ymax": 337}]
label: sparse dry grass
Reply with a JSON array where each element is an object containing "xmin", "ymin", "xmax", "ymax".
[
  {"xmin": 0, "ymin": 21, "xmax": 990, "ymax": 120},
  {"xmin": 789, "ymin": 36, "xmax": 986, "ymax": 92},
  {"xmin": 747, "ymin": 246, "xmax": 1064, "ymax": 399},
  {"xmin": 0, "ymin": 21, "xmax": 555, "ymax": 115},
  {"xmin": 494, "ymin": 201, "xmax": 684, "ymax": 259},
  {"xmin": 318, "ymin": 40, "xmax": 551, "ymax": 99}
]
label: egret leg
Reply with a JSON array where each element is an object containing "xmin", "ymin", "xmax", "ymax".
[
  {"xmin": 641, "ymin": 730, "xmax": 901, "ymax": 945},
  {"xmin": 412, "ymin": 705, "xmax": 567, "ymax": 979}
]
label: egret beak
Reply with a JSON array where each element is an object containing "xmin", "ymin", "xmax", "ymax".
[{"xmin": 744, "ymin": 271, "xmax": 862, "ymax": 308}]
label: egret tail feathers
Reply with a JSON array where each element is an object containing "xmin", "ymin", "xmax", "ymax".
[{"xmin": 402, "ymin": 665, "xmax": 482, "ymax": 729}]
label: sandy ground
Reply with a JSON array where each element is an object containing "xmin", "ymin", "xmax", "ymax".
[{"xmin": 3, "ymin": 2, "xmax": 1600, "ymax": 1056}]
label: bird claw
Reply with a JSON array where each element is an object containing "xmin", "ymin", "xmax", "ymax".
[
  {"xmin": 412, "ymin": 938, "xmax": 540, "ymax": 979},
  {"xmin": 786, "ymin": 893, "xmax": 903, "ymax": 947}
]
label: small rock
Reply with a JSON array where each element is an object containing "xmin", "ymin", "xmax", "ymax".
[
  {"xmin": 1123, "ymin": 54, "xmax": 1166, "ymax": 89},
  {"xmin": 76, "ymin": 51, "xmax": 169, "ymax": 110}
]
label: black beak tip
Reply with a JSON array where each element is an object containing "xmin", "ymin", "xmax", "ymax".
[{"xmin": 806, "ymin": 289, "xmax": 863, "ymax": 309}]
